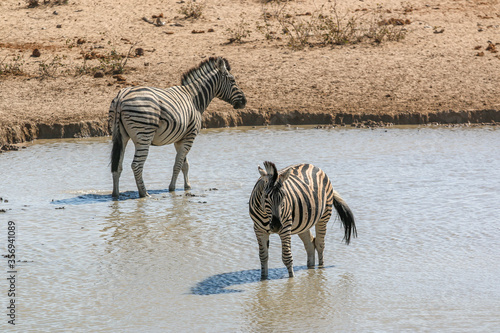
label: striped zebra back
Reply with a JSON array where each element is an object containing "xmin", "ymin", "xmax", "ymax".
[{"xmin": 282, "ymin": 164, "xmax": 333, "ymax": 235}]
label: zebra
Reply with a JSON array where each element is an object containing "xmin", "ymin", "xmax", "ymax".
[
  {"xmin": 249, "ymin": 161, "xmax": 357, "ymax": 279},
  {"xmin": 108, "ymin": 56, "xmax": 246, "ymax": 198}
]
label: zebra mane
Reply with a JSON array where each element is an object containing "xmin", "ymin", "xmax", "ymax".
[{"xmin": 181, "ymin": 57, "xmax": 231, "ymax": 86}]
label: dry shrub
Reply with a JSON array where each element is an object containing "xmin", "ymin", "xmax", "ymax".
[
  {"xmin": 257, "ymin": 1, "xmax": 410, "ymax": 49},
  {"xmin": 38, "ymin": 55, "xmax": 65, "ymax": 79},
  {"xmin": 226, "ymin": 13, "xmax": 252, "ymax": 44},
  {"xmin": 0, "ymin": 55, "xmax": 26, "ymax": 76},
  {"xmin": 179, "ymin": 1, "xmax": 205, "ymax": 19},
  {"xmin": 26, "ymin": 0, "xmax": 68, "ymax": 8}
]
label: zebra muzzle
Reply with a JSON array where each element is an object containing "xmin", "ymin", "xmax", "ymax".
[
  {"xmin": 270, "ymin": 216, "xmax": 282, "ymax": 233},
  {"xmin": 232, "ymin": 95, "xmax": 247, "ymax": 109}
]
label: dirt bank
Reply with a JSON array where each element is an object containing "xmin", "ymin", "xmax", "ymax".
[
  {"xmin": 2, "ymin": 108, "xmax": 498, "ymax": 150},
  {"xmin": 1, "ymin": 0, "xmax": 500, "ymax": 148}
]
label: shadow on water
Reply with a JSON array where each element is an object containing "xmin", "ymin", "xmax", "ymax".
[
  {"xmin": 191, "ymin": 265, "xmax": 334, "ymax": 295},
  {"xmin": 50, "ymin": 189, "xmax": 171, "ymax": 205}
]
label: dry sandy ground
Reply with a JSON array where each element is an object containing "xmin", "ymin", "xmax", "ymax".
[{"xmin": 1, "ymin": 0, "xmax": 500, "ymax": 146}]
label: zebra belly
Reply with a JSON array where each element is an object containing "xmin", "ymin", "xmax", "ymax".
[
  {"xmin": 289, "ymin": 203, "xmax": 326, "ymax": 235},
  {"xmin": 151, "ymin": 120, "xmax": 190, "ymax": 146}
]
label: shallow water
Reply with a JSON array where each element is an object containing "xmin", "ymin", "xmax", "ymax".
[{"xmin": 1, "ymin": 126, "xmax": 499, "ymax": 332}]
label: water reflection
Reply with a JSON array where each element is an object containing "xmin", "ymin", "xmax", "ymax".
[
  {"xmin": 245, "ymin": 270, "xmax": 357, "ymax": 332},
  {"xmin": 101, "ymin": 192, "xmax": 197, "ymax": 247}
]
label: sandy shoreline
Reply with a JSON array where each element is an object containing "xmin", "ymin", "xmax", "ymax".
[{"xmin": 1, "ymin": 0, "xmax": 500, "ymax": 148}]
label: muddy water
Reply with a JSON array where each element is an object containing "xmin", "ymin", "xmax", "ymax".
[{"xmin": 1, "ymin": 126, "xmax": 499, "ymax": 332}]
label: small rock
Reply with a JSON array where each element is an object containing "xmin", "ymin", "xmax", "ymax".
[
  {"xmin": 135, "ymin": 47, "xmax": 145, "ymax": 56},
  {"xmin": 486, "ymin": 43, "xmax": 497, "ymax": 52},
  {"xmin": 155, "ymin": 18, "xmax": 165, "ymax": 26},
  {"xmin": 32, "ymin": 49, "xmax": 41, "ymax": 57},
  {"xmin": 93, "ymin": 71, "xmax": 104, "ymax": 78},
  {"xmin": 56, "ymin": 24, "xmax": 62, "ymax": 28},
  {"xmin": 113, "ymin": 74, "xmax": 126, "ymax": 81}
]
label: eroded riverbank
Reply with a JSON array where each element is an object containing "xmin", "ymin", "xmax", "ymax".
[{"xmin": 1, "ymin": 108, "xmax": 499, "ymax": 151}]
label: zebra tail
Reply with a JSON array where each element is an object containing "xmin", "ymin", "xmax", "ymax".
[
  {"xmin": 332, "ymin": 190, "xmax": 357, "ymax": 245},
  {"xmin": 111, "ymin": 125, "xmax": 122, "ymax": 173},
  {"xmin": 110, "ymin": 100, "xmax": 122, "ymax": 173}
]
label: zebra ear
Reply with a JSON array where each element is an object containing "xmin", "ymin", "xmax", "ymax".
[
  {"xmin": 215, "ymin": 57, "xmax": 226, "ymax": 72},
  {"xmin": 277, "ymin": 168, "xmax": 292, "ymax": 185},
  {"xmin": 263, "ymin": 161, "xmax": 276, "ymax": 175},
  {"xmin": 258, "ymin": 165, "xmax": 267, "ymax": 177},
  {"xmin": 263, "ymin": 161, "xmax": 278, "ymax": 187}
]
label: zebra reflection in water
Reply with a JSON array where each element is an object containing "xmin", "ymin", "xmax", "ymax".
[
  {"xmin": 108, "ymin": 56, "xmax": 246, "ymax": 198},
  {"xmin": 249, "ymin": 161, "xmax": 357, "ymax": 279}
]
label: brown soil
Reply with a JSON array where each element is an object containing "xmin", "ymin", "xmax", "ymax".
[{"xmin": 1, "ymin": 0, "xmax": 500, "ymax": 148}]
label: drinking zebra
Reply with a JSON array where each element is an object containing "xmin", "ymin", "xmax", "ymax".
[
  {"xmin": 109, "ymin": 56, "xmax": 246, "ymax": 198},
  {"xmin": 249, "ymin": 161, "xmax": 357, "ymax": 279}
]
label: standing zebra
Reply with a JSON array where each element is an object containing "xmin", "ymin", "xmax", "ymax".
[
  {"xmin": 249, "ymin": 161, "xmax": 357, "ymax": 279},
  {"xmin": 109, "ymin": 56, "xmax": 246, "ymax": 198}
]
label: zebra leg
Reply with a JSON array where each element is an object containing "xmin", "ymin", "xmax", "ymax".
[
  {"xmin": 170, "ymin": 140, "xmax": 193, "ymax": 191},
  {"xmin": 174, "ymin": 141, "xmax": 191, "ymax": 190},
  {"xmin": 255, "ymin": 227, "xmax": 270, "ymax": 279},
  {"xmin": 298, "ymin": 230, "xmax": 316, "ymax": 268},
  {"xmin": 314, "ymin": 213, "xmax": 331, "ymax": 267},
  {"xmin": 279, "ymin": 229, "xmax": 294, "ymax": 278},
  {"xmin": 131, "ymin": 141, "xmax": 153, "ymax": 198},
  {"xmin": 111, "ymin": 124, "xmax": 130, "ymax": 198}
]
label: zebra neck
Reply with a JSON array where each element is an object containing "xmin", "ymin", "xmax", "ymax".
[{"xmin": 188, "ymin": 78, "xmax": 217, "ymax": 113}]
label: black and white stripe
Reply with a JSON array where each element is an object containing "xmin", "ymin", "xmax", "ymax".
[
  {"xmin": 249, "ymin": 161, "xmax": 357, "ymax": 278},
  {"xmin": 109, "ymin": 56, "xmax": 246, "ymax": 198}
]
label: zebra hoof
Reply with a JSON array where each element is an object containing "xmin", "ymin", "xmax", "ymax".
[{"xmin": 139, "ymin": 192, "xmax": 150, "ymax": 198}]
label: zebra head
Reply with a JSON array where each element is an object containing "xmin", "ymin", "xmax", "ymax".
[
  {"xmin": 259, "ymin": 161, "xmax": 292, "ymax": 233},
  {"xmin": 214, "ymin": 57, "xmax": 247, "ymax": 109}
]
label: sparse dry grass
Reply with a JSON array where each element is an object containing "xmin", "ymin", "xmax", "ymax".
[
  {"xmin": 226, "ymin": 13, "xmax": 252, "ymax": 44},
  {"xmin": 0, "ymin": 55, "xmax": 26, "ymax": 76},
  {"xmin": 0, "ymin": 40, "xmax": 137, "ymax": 79},
  {"xmin": 179, "ymin": 0, "xmax": 205, "ymax": 19},
  {"xmin": 254, "ymin": 1, "xmax": 410, "ymax": 49}
]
